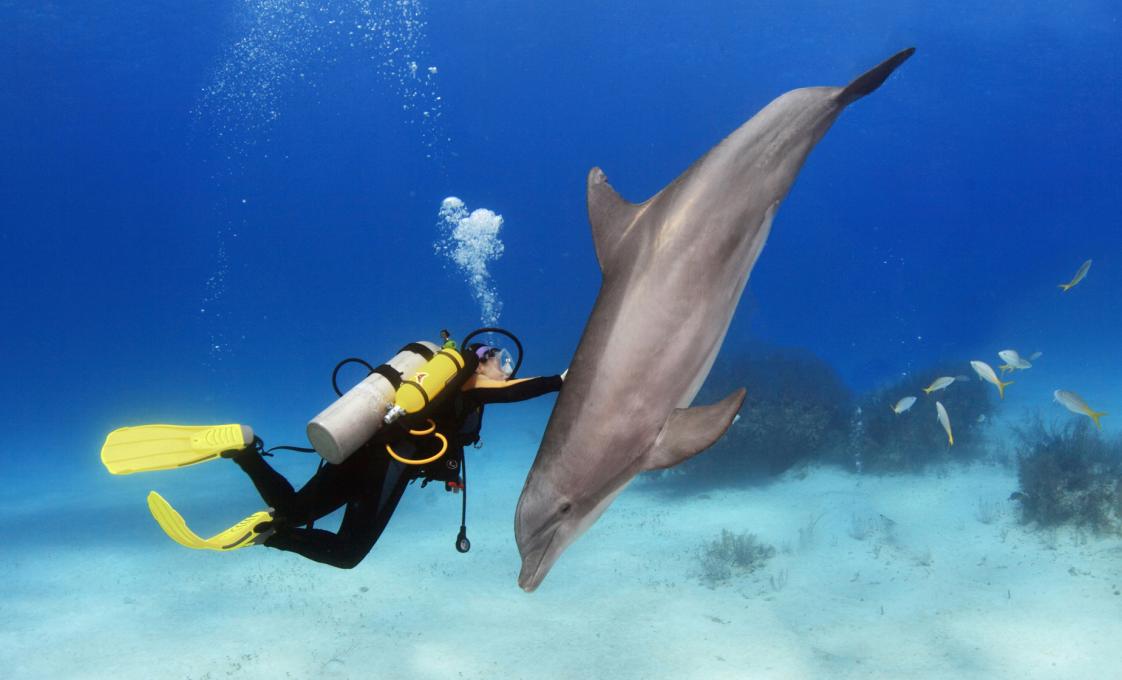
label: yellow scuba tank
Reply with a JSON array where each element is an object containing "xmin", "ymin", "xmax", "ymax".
[{"xmin": 384, "ymin": 348, "xmax": 466, "ymax": 425}]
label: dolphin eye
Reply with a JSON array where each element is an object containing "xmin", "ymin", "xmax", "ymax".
[{"xmin": 559, "ymin": 503, "xmax": 572, "ymax": 515}]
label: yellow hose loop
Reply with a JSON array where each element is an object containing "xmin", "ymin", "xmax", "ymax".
[
  {"xmin": 385, "ymin": 432, "xmax": 448, "ymax": 466},
  {"xmin": 409, "ymin": 419, "xmax": 436, "ymax": 436}
]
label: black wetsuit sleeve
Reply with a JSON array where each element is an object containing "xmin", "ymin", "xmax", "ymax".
[{"xmin": 465, "ymin": 375, "xmax": 563, "ymax": 405}]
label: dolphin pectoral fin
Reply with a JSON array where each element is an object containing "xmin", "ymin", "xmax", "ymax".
[
  {"xmin": 837, "ymin": 47, "xmax": 915, "ymax": 105},
  {"xmin": 643, "ymin": 388, "xmax": 747, "ymax": 471},
  {"xmin": 587, "ymin": 167, "xmax": 641, "ymax": 273}
]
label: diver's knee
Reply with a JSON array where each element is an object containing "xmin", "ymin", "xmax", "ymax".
[
  {"xmin": 333, "ymin": 544, "xmax": 376, "ymax": 569},
  {"xmin": 340, "ymin": 548, "xmax": 374, "ymax": 569}
]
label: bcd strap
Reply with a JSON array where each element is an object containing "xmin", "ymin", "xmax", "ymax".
[
  {"xmin": 389, "ymin": 341, "xmax": 437, "ymax": 402},
  {"xmin": 401, "ymin": 342, "xmax": 436, "ymax": 361},
  {"xmin": 373, "ymin": 364, "xmax": 403, "ymax": 389},
  {"xmin": 458, "ymin": 405, "xmax": 485, "ymax": 447}
]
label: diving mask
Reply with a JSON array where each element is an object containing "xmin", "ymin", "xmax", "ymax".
[{"xmin": 476, "ymin": 345, "xmax": 514, "ymax": 378}]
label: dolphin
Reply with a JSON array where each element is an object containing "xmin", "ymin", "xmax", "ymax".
[{"xmin": 514, "ymin": 48, "xmax": 915, "ymax": 591}]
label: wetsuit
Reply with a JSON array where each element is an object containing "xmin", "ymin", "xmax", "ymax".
[{"xmin": 233, "ymin": 374, "xmax": 562, "ymax": 568}]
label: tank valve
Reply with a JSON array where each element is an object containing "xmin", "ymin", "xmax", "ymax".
[{"xmin": 384, "ymin": 404, "xmax": 406, "ymax": 425}]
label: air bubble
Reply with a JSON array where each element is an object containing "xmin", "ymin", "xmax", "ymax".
[{"xmin": 435, "ymin": 197, "xmax": 505, "ymax": 325}]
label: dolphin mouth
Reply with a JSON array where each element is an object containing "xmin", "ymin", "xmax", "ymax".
[{"xmin": 517, "ymin": 527, "xmax": 558, "ymax": 592}]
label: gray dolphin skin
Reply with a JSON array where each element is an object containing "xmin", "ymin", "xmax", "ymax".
[{"xmin": 514, "ymin": 48, "xmax": 915, "ymax": 592}]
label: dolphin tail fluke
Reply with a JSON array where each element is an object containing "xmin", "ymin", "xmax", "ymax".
[
  {"xmin": 837, "ymin": 47, "xmax": 915, "ymax": 106},
  {"xmin": 643, "ymin": 388, "xmax": 747, "ymax": 471}
]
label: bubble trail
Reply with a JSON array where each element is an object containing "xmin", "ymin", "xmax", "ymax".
[{"xmin": 436, "ymin": 197, "xmax": 505, "ymax": 325}]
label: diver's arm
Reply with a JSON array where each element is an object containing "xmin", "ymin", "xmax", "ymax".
[{"xmin": 462, "ymin": 375, "xmax": 563, "ymax": 405}]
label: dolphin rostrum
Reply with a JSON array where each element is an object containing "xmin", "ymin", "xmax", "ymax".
[{"xmin": 514, "ymin": 48, "xmax": 915, "ymax": 591}]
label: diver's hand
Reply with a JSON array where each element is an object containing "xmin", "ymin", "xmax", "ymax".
[{"xmin": 560, "ymin": 369, "xmax": 568, "ymax": 382}]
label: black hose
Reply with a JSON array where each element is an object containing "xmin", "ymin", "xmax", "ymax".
[
  {"xmin": 454, "ymin": 326, "xmax": 525, "ymax": 554},
  {"xmin": 455, "ymin": 452, "xmax": 470, "ymax": 553},
  {"xmin": 265, "ymin": 445, "xmax": 318, "ymax": 454},
  {"xmin": 330, "ymin": 357, "xmax": 377, "ymax": 396}
]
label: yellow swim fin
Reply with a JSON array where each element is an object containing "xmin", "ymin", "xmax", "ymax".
[
  {"xmin": 100, "ymin": 424, "xmax": 255, "ymax": 475},
  {"xmin": 146, "ymin": 491, "xmax": 273, "ymax": 551}
]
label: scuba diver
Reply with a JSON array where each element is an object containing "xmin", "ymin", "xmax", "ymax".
[{"xmin": 100, "ymin": 329, "xmax": 564, "ymax": 569}]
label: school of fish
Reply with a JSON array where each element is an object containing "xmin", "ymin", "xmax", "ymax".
[{"xmin": 889, "ymin": 259, "xmax": 1107, "ymax": 445}]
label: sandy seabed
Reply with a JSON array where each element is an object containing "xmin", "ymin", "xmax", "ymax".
[{"xmin": 3, "ymin": 457, "xmax": 1120, "ymax": 680}]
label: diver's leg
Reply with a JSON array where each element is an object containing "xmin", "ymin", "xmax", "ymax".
[
  {"xmin": 262, "ymin": 456, "xmax": 411, "ymax": 568},
  {"xmin": 233, "ymin": 450, "xmax": 357, "ymax": 527},
  {"xmin": 281, "ymin": 461, "xmax": 353, "ymax": 525},
  {"xmin": 230, "ymin": 450, "xmax": 298, "ymax": 510},
  {"xmin": 330, "ymin": 459, "xmax": 412, "ymax": 562},
  {"xmin": 260, "ymin": 526, "xmax": 360, "ymax": 568}
]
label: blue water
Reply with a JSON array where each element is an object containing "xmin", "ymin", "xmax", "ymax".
[
  {"xmin": 3, "ymin": 2, "xmax": 1120, "ymax": 677},
  {"xmin": 5, "ymin": 2, "xmax": 1121, "ymax": 455}
]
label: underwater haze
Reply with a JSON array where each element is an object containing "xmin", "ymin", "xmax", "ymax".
[{"xmin": 3, "ymin": 2, "xmax": 1121, "ymax": 678}]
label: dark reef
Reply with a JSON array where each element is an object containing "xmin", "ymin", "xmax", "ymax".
[
  {"xmin": 847, "ymin": 362, "xmax": 996, "ymax": 473},
  {"xmin": 1013, "ymin": 416, "xmax": 1122, "ymax": 533},
  {"xmin": 661, "ymin": 345, "xmax": 852, "ymax": 490},
  {"xmin": 647, "ymin": 347, "xmax": 1002, "ymax": 491}
]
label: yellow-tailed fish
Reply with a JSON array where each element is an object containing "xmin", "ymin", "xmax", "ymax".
[
  {"xmin": 997, "ymin": 349, "xmax": 1032, "ymax": 375},
  {"xmin": 1059, "ymin": 259, "xmax": 1091, "ymax": 292},
  {"xmin": 1054, "ymin": 390, "xmax": 1107, "ymax": 430},
  {"xmin": 935, "ymin": 401, "xmax": 953, "ymax": 446},
  {"xmin": 892, "ymin": 396, "xmax": 917, "ymax": 414},
  {"xmin": 970, "ymin": 360, "xmax": 1013, "ymax": 399},
  {"xmin": 922, "ymin": 376, "xmax": 955, "ymax": 395}
]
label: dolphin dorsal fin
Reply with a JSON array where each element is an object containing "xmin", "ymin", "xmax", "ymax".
[
  {"xmin": 643, "ymin": 388, "xmax": 747, "ymax": 471},
  {"xmin": 587, "ymin": 167, "xmax": 641, "ymax": 274}
]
